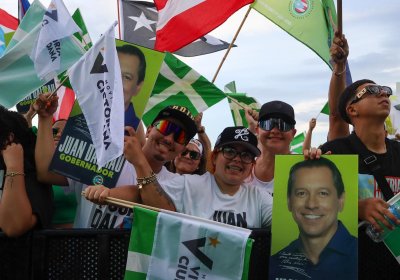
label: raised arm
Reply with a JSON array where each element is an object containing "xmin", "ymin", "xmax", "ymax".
[
  {"xmin": 124, "ymin": 126, "xmax": 176, "ymax": 211},
  {"xmin": 327, "ymin": 31, "xmax": 350, "ymax": 141},
  {"xmin": 302, "ymin": 118, "xmax": 316, "ymax": 154},
  {"xmin": 34, "ymin": 93, "xmax": 68, "ymax": 186},
  {"xmin": 194, "ymin": 112, "xmax": 211, "ymax": 156}
]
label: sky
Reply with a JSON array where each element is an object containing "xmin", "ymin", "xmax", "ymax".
[{"xmin": 2, "ymin": 0, "xmax": 400, "ymax": 147}]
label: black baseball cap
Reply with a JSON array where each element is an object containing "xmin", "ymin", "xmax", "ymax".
[
  {"xmin": 258, "ymin": 101, "xmax": 296, "ymax": 124},
  {"xmin": 338, "ymin": 79, "xmax": 376, "ymax": 124},
  {"xmin": 152, "ymin": 105, "xmax": 197, "ymax": 140},
  {"xmin": 214, "ymin": 126, "xmax": 261, "ymax": 157}
]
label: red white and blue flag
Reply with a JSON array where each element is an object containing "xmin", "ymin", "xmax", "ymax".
[
  {"xmin": 154, "ymin": 0, "xmax": 254, "ymax": 52},
  {"xmin": 19, "ymin": 0, "xmax": 31, "ymax": 22}
]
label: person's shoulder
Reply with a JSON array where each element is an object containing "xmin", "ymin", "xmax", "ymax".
[{"xmin": 320, "ymin": 135, "xmax": 352, "ymax": 154}]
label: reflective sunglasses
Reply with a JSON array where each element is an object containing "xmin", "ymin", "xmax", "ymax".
[
  {"xmin": 258, "ymin": 118, "xmax": 294, "ymax": 132},
  {"xmin": 350, "ymin": 85, "xmax": 392, "ymax": 105},
  {"xmin": 218, "ymin": 146, "xmax": 255, "ymax": 164},
  {"xmin": 153, "ymin": 119, "xmax": 188, "ymax": 145},
  {"xmin": 181, "ymin": 149, "xmax": 201, "ymax": 160}
]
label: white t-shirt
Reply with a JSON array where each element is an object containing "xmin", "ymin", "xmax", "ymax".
[
  {"xmin": 158, "ymin": 171, "xmax": 273, "ymax": 228},
  {"xmin": 67, "ymin": 160, "xmax": 136, "ymax": 229},
  {"xmin": 246, "ymin": 168, "xmax": 274, "ymax": 196}
]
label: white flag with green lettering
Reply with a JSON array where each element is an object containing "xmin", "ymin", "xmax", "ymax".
[
  {"xmin": 142, "ymin": 52, "xmax": 226, "ymax": 125},
  {"xmin": 125, "ymin": 207, "xmax": 253, "ymax": 280}
]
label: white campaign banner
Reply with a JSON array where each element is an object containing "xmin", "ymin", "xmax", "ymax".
[
  {"xmin": 68, "ymin": 22, "xmax": 124, "ymax": 168},
  {"xmin": 30, "ymin": 0, "xmax": 81, "ymax": 80}
]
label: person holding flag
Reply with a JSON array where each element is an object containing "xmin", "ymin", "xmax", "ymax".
[{"xmin": 85, "ymin": 124, "xmax": 273, "ymax": 229}]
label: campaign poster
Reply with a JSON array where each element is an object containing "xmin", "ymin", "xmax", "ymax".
[{"xmin": 269, "ymin": 155, "xmax": 358, "ymax": 280}]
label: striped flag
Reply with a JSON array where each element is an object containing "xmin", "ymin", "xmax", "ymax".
[
  {"xmin": 0, "ymin": 8, "xmax": 18, "ymax": 49},
  {"xmin": 125, "ymin": 207, "xmax": 253, "ymax": 280},
  {"xmin": 0, "ymin": 0, "xmax": 84, "ymax": 109},
  {"xmin": 225, "ymin": 81, "xmax": 261, "ymax": 127},
  {"xmin": 142, "ymin": 52, "xmax": 226, "ymax": 125},
  {"xmin": 154, "ymin": 0, "xmax": 253, "ymax": 52},
  {"xmin": 119, "ymin": 0, "xmax": 234, "ymax": 57},
  {"xmin": 6, "ymin": 0, "xmax": 46, "ymax": 52},
  {"xmin": 290, "ymin": 132, "xmax": 305, "ymax": 154}
]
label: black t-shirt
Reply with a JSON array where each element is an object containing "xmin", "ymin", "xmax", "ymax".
[
  {"xmin": 0, "ymin": 157, "xmax": 53, "ymax": 230},
  {"xmin": 320, "ymin": 133, "xmax": 400, "ymax": 278}
]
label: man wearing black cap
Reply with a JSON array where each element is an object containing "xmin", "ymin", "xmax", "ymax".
[
  {"xmin": 87, "ymin": 126, "xmax": 273, "ymax": 228},
  {"xmin": 36, "ymin": 100, "xmax": 197, "ymax": 227},
  {"xmin": 246, "ymin": 100, "xmax": 297, "ymax": 196},
  {"xmin": 319, "ymin": 79, "xmax": 400, "ymax": 277}
]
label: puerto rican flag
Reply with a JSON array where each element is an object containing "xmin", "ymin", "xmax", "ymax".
[
  {"xmin": 154, "ymin": 0, "xmax": 254, "ymax": 52},
  {"xmin": 53, "ymin": 86, "xmax": 75, "ymax": 121},
  {"xmin": 0, "ymin": 9, "xmax": 18, "ymax": 34}
]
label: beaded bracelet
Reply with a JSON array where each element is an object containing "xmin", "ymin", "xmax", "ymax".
[{"xmin": 137, "ymin": 172, "xmax": 157, "ymax": 190}]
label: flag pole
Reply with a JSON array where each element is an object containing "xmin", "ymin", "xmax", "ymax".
[
  {"xmin": 116, "ymin": 0, "xmax": 122, "ymax": 39},
  {"xmin": 212, "ymin": 5, "xmax": 252, "ymax": 83},
  {"xmin": 30, "ymin": 75, "xmax": 70, "ymax": 118},
  {"xmin": 337, "ymin": 0, "xmax": 342, "ymax": 35},
  {"xmin": 81, "ymin": 191, "xmax": 161, "ymax": 212}
]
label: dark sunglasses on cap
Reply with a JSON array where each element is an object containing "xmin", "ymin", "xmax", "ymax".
[
  {"xmin": 350, "ymin": 85, "xmax": 392, "ymax": 105},
  {"xmin": 181, "ymin": 149, "xmax": 201, "ymax": 160},
  {"xmin": 153, "ymin": 119, "xmax": 188, "ymax": 145},
  {"xmin": 218, "ymin": 146, "xmax": 255, "ymax": 164},
  {"xmin": 258, "ymin": 118, "xmax": 294, "ymax": 132}
]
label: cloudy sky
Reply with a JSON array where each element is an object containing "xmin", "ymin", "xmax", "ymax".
[{"xmin": 3, "ymin": 0, "xmax": 400, "ymax": 146}]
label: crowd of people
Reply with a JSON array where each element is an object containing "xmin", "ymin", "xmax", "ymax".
[{"xmin": 1, "ymin": 30, "xmax": 400, "ymax": 278}]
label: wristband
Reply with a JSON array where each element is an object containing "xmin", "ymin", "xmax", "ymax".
[{"xmin": 197, "ymin": 126, "xmax": 205, "ymax": 134}]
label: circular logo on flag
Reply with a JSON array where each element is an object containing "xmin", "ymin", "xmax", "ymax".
[
  {"xmin": 289, "ymin": 0, "xmax": 313, "ymax": 18},
  {"xmin": 92, "ymin": 175, "xmax": 104, "ymax": 185}
]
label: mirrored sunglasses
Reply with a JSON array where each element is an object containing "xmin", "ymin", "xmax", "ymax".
[
  {"xmin": 350, "ymin": 85, "xmax": 392, "ymax": 105},
  {"xmin": 258, "ymin": 118, "xmax": 294, "ymax": 132},
  {"xmin": 154, "ymin": 119, "xmax": 188, "ymax": 145},
  {"xmin": 181, "ymin": 149, "xmax": 201, "ymax": 160}
]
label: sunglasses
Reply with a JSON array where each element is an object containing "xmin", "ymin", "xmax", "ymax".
[
  {"xmin": 52, "ymin": 127, "xmax": 61, "ymax": 136},
  {"xmin": 258, "ymin": 118, "xmax": 294, "ymax": 132},
  {"xmin": 218, "ymin": 146, "xmax": 255, "ymax": 164},
  {"xmin": 181, "ymin": 149, "xmax": 201, "ymax": 160},
  {"xmin": 350, "ymin": 85, "xmax": 392, "ymax": 105},
  {"xmin": 153, "ymin": 119, "xmax": 188, "ymax": 145}
]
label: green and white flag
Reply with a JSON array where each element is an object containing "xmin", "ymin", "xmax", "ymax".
[
  {"xmin": 0, "ymin": 0, "xmax": 85, "ymax": 108},
  {"xmin": 72, "ymin": 9, "xmax": 92, "ymax": 51},
  {"xmin": 142, "ymin": 52, "xmax": 226, "ymax": 125},
  {"xmin": 5, "ymin": 0, "xmax": 45, "ymax": 53},
  {"xmin": 290, "ymin": 132, "xmax": 305, "ymax": 154},
  {"xmin": 320, "ymin": 101, "xmax": 330, "ymax": 115},
  {"xmin": 125, "ymin": 207, "xmax": 253, "ymax": 280},
  {"xmin": 252, "ymin": 0, "xmax": 336, "ymax": 68},
  {"xmin": 225, "ymin": 81, "xmax": 261, "ymax": 127}
]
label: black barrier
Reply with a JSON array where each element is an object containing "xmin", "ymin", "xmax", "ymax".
[{"xmin": 0, "ymin": 228, "xmax": 270, "ymax": 280}]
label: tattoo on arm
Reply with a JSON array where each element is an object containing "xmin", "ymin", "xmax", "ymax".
[{"xmin": 148, "ymin": 181, "xmax": 175, "ymax": 208}]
